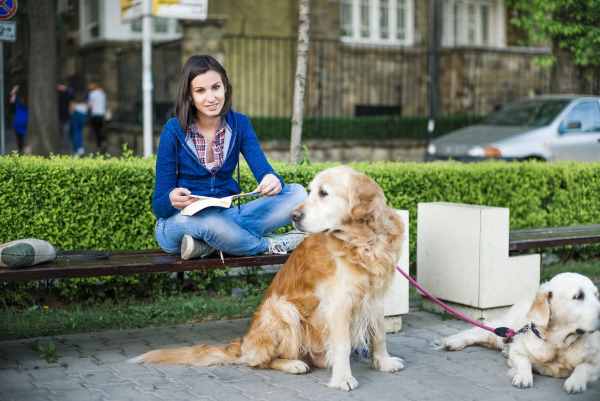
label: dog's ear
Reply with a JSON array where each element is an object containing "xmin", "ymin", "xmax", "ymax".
[
  {"xmin": 348, "ymin": 173, "xmax": 384, "ymax": 222},
  {"xmin": 526, "ymin": 290, "xmax": 553, "ymax": 328}
]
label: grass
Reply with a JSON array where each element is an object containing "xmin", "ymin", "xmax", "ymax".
[
  {"xmin": 0, "ymin": 293, "xmax": 262, "ymax": 341},
  {"xmin": 1, "ymin": 257, "xmax": 598, "ymax": 341},
  {"xmin": 540, "ymin": 258, "xmax": 600, "ymax": 282}
]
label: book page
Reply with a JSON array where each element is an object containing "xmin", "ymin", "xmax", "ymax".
[
  {"xmin": 181, "ymin": 192, "xmax": 260, "ymax": 217},
  {"xmin": 181, "ymin": 196, "xmax": 233, "ymax": 216}
]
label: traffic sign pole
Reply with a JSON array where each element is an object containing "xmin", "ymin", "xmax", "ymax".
[
  {"xmin": 0, "ymin": 0, "xmax": 18, "ymax": 155},
  {"xmin": 1, "ymin": 41, "xmax": 4, "ymax": 155}
]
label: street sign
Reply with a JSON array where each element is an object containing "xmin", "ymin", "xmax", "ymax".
[
  {"xmin": 154, "ymin": 0, "xmax": 207, "ymax": 20},
  {"xmin": 0, "ymin": 0, "xmax": 18, "ymax": 21},
  {"xmin": 0, "ymin": 20, "xmax": 15, "ymax": 41},
  {"xmin": 121, "ymin": 0, "xmax": 207, "ymax": 22}
]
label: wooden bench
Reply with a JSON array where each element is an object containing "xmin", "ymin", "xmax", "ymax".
[
  {"xmin": 509, "ymin": 224, "xmax": 600, "ymax": 254},
  {"xmin": 0, "ymin": 250, "xmax": 289, "ymax": 282},
  {"xmin": 2, "ymin": 224, "xmax": 598, "ymax": 283}
]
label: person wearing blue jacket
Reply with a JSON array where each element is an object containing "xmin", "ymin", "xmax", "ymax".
[
  {"xmin": 9, "ymin": 85, "xmax": 28, "ymax": 154},
  {"xmin": 152, "ymin": 55, "xmax": 307, "ymax": 259}
]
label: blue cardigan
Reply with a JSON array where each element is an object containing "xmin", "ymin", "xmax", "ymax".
[{"xmin": 152, "ymin": 110, "xmax": 283, "ymax": 219}]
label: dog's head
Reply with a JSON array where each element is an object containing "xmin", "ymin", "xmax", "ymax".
[
  {"xmin": 291, "ymin": 166, "xmax": 385, "ymax": 234},
  {"xmin": 526, "ymin": 272, "xmax": 600, "ymax": 335}
]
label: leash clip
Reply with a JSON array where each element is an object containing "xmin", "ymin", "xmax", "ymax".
[{"xmin": 506, "ymin": 322, "xmax": 544, "ymax": 343}]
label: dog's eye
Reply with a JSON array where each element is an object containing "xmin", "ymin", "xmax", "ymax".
[
  {"xmin": 573, "ymin": 291, "xmax": 585, "ymax": 301},
  {"xmin": 318, "ymin": 189, "xmax": 328, "ymax": 198}
]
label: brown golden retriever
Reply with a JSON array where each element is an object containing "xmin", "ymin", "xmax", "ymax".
[{"xmin": 130, "ymin": 166, "xmax": 405, "ymax": 390}]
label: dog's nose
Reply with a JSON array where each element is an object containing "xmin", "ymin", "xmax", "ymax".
[{"xmin": 291, "ymin": 209, "xmax": 304, "ymax": 223}]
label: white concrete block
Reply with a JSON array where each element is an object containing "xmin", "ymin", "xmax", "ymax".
[
  {"xmin": 417, "ymin": 202, "xmax": 539, "ymax": 310},
  {"xmin": 384, "ymin": 210, "xmax": 410, "ymax": 317}
]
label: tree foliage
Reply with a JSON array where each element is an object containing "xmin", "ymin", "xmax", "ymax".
[{"xmin": 508, "ymin": 0, "xmax": 600, "ymax": 67}]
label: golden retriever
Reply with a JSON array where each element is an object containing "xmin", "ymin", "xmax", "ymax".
[
  {"xmin": 439, "ymin": 272, "xmax": 600, "ymax": 393},
  {"xmin": 130, "ymin": 166, "xmax": 405, "ymax": 391}
]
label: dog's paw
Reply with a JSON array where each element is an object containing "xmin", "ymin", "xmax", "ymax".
[
  {"xmin": 438, "ymin": 336, "xmax": 466, "ymax": 351},
  {"xmin": 564, "ymin": 375, "xmax": 587, "ymax": 394},
  {"xmin": 511, "ymin": 371, "xmax": 533, "ymax": 389},
  {"xmin": 373, "ymin": 356, "xmax": 405, "ymax": 372},
  {"xmin": 327, "ymin": 375, "xmax": 359, "ymax": 391},
  {"xmin": 285, "ymin": 360, "xmax": 310, "ymax": 374}
]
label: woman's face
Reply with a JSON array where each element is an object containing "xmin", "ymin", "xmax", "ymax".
[{"xmin": 190, "ymin": 70, "xmax": 225, "ymax": 120}]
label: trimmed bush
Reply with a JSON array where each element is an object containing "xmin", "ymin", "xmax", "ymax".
[
  {"xmin": 250, "ymin": 115, "xmax": 483, "ymax": 141},
  {"xmin": 2, "ymin": 156, "xmax": 600, "ymax": 250},
  {"xmin": 2, "ymin": 155, "xmax": 600, "ymax": 304}
]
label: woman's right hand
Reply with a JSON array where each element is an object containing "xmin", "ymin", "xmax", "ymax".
[{"xmin": 169, "ymin": 187, "xmax": 196, "ymax": 209}]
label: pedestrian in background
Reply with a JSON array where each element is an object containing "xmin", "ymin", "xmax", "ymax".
[
  {"xmin": 57, "ymin": 82, "xmax": 74, "ymax": 151},
  {"xmin": 9, "ymin": 85, "xmax": 28, "ymax": 154},
  {"xmin": 69, "ymin": 91, "xmax": 88, "ymax": 156},
  {"xmin": 87, "ymin": 81, "xmax": 107, "ymax": 152}
]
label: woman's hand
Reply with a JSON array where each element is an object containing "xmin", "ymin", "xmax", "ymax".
[
  {"xmin": 256, "ymin": 174, "xmax": 282, "ymax": 196},
  {"xmin": 169, "ymin": 187, "xmax": 196, "ymax": 209}
]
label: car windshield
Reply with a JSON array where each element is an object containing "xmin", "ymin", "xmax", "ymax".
[{"xmin": 483, "ymin": 99, "xmax": 570, "ymax": 127}]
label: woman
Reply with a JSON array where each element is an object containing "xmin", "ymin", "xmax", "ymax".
[{"xmin": 152, "ymin": 55, "xmax": 306, "ymax": 259}]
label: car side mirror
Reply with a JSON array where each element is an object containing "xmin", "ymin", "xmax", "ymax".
[{"xmin": 559, "ymin": 120, "xmax": 582, "ymax": 134}]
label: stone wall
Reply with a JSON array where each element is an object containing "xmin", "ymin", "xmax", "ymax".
[
  {"xmin": 439, "ymin": 47, "xmax": 551, "ymax": 115},
  {"xmin": 263, "ymin": 139, "xmax": 426, "ymax": 162},
  {"xmin": 102, "ymin": 124, "xmax": 426, "ymax": 162}
]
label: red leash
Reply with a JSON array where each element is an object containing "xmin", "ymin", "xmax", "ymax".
[{"xmin": 395, "ymin": 266, "xmax": 517, "ymax": 340}]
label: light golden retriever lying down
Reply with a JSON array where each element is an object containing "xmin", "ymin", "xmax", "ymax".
[
  {"xmin": 131, "ymin": 166, "xmax": 405, "ymax": 391},
  {"xmin": 439, "ymin": 272, "xmax": 600, "ymax": 393}
]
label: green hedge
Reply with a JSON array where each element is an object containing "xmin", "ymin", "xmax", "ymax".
[
  {"xmin": 2, "ymin": 155, "xmax": 600, "ymax": 252},
  {"xmin": 2, "ymin": 155, "xmax": 600, "ymax": 304},
  {"xmin": 250, "ymin": 115, "xmax": 484, "ymax": 141}
]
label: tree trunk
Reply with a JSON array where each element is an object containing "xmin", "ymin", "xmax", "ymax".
[
  {"xmin": 289, "ymin": 0, "xmax": 310, "ymax": 164},
  {"xmin": 27, "ymin": 0, "xmax": 60, "ymax": 155}
]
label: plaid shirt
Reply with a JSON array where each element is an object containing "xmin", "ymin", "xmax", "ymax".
[{"xmin": 187, "ymin": 123, "xmax": 226, "ymax": 173}]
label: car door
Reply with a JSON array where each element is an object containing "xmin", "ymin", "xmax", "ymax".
[{"xmin": 550, "ymin": 100, "xmax": 600, "ymax": 161}]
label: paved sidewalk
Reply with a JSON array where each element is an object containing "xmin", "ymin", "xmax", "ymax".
[{"xmin": 0, "ymin": 311, "xmax": 598, "ymax": 401}]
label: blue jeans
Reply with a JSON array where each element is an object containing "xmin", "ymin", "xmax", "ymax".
[
  {"xmin": 155, "ymin": 183, "xmax": 307, "ymax": 256},
  {"xmin": 69, "ymin": 111, "xmax": 86, "ymax": 153}
]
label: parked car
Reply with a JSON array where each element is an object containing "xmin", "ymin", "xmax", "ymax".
[{"xmin": 426, "ymin": 95, "xmax": 600, "ymax": 162}]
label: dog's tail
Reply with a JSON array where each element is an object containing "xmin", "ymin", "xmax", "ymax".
[{"xmin": 128, "ymin": 339, "xmax": 242, "ymax": 366}]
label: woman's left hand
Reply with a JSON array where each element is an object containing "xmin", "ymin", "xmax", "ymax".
[{"xmin": 256, "ymin": 174, "xmax": 282, "ymax": 196}]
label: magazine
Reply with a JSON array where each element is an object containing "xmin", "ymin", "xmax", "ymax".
[{"xmin": 181, "ymin": 191, "xmax": 260, "ymax": 216}]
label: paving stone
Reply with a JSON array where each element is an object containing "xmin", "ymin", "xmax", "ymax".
[
  {"xmin": 0, "ymin": 389, "xmax": 53, "ymax": 401},
  {"xmin": 0, "ymin": 312, "xmax": 599, "ymax": 401}
]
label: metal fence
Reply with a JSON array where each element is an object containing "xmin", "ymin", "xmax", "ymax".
[{"xmin": 114, "ymin": 35, "xmax": 600, "ymax": 138}]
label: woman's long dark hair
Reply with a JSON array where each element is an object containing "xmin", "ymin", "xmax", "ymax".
[{"xmin": 175, "ymin": 55, "xmax": 232, "ymax": 132}]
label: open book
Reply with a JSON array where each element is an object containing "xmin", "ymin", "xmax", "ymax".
[{"xmin": 181, "ymin": 191, "xmax": 260, "ymax": 216}]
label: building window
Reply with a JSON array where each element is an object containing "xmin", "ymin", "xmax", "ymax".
[
  {"xmin": 442, "ymin": 0, "xmax": 505, "ymax": 47},
  {"xmin": 82, "ymin": 0, "xmax": 100, "ymax": 39},
  {"xmin": 340, "ymin": 0, "xmax": 414, "ymax": 46}
]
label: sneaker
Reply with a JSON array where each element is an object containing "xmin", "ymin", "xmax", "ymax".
[
  {"xmin": 265, "ymin": 230, "xmax": 306, "ymax": 255},
  {"xmin": 180, "ymin": 235, "xmax": 216, "ymax": 260}
]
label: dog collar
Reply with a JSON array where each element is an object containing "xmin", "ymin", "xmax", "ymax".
[{"xmin": 514, "ymin": 322, "xmax": 545, "ymax": 341}]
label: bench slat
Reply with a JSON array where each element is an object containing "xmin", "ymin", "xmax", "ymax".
[
  {"xmin": 509, "ymin": 224, "xmax": 600, "ymax": 252},
  {"xmin": 3, "ymin": 223, "xmax": 599, "ymax": 281},
  {"xmin": 0, "ymin": 251, "xmax": 289, "ymax": 282}
]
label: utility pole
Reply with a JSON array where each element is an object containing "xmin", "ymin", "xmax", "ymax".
[{"xmin": 427, "ymin": 0, "xmax": 442, "ymax": 143}]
